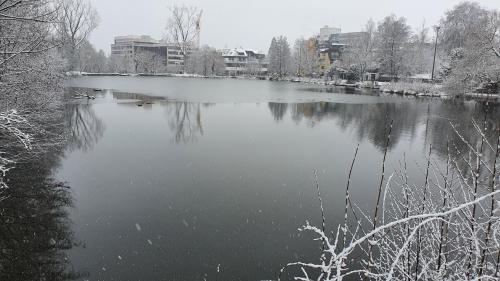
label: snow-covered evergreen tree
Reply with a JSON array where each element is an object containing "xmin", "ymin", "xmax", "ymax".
[{"xmin": 268, "ymin": 36, "xmax": 292, "ymax": 78}]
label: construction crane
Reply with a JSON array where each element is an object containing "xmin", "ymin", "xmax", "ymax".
[{"xmin": 195, "ymin": 10, "xmax": 203, "ymax": 48}]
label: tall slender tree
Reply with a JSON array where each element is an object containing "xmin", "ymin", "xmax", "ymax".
[
  {"xmin": 376, "ymin": 15, "xmax": 410, "ymax": 80},
  {"xmin": 268, "ymin": 36, "xmax": 291, "ymax": 78},
  {"xmin": 292, "ymin": 37, "xmax": 318, "ymax": 77}
]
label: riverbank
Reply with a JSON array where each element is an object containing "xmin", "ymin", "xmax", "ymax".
[
  {"xmin": 66, "ymin": 72, "xmax": 500, "ymax": 101},
  {"xmin": 377, "ymin": 81, "xmax": 500, "ymax": 100}
]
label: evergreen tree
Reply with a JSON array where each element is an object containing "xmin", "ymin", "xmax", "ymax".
[{"xmin": 268, "ymin": 36, "xmax": 291, "ymax": 78}]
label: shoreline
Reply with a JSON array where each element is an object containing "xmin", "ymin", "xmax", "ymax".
[{"xmin": 67, "ymin": 72, "xmax": 500, "ymax": 101}]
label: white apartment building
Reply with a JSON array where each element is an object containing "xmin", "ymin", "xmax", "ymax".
[{"xmin": 220, "ymin": 48, "xmax": 268, "ymax": 76}]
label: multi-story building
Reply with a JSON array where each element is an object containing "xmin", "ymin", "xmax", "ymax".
[
  {"xmin": 319, "ymin": 25, "xmax": 341, "ymax": 43},
  {"xmin": 110, "ymin": 35, "xmax": 188, "ymax": 73},
  {"xmin": 219, "ymin": 48, "xmax": 268, "ymax": 76},
  {"xmin": 330, "ymin": 32, "xmax": 368, "ymax": 45},
  {"xmin": 318, "ymin": 31, "xmax": 369, "ymax": 64}
]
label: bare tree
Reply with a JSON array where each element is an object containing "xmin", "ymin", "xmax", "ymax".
[
  {"xmin": 340, "ymin": 19, "xmax": 377, "ymax": 81},
  {"xmin": 402, "ymin": 21, "xmax": 433, "ymax": 76},
  {"xmin": 78, "ymin": 40, "xmax": 108, "ymax": 73},
  {"xmin": 0, "ymin": 1, "xmax": 68, "ymax": 198},
  {"xmin": 0, "ymin": 0, "xmax": 59, "ymax": 76},
  {"xmin": 56, "ymin": 0, "xmax": 99, "ymax": 71},
  {"xmin": 108, "ymin": 54, "xmax": 133, "ymax": 73},
  {"xmin": 186, "ymin": 45, "xmax": 225, "ymax": 76},
  {"xmin": 292, "ymin": 37, "xmax": 318, "ymax": 77},
  {"xmin": 134, "ymin": 51, "xmax": 164, "ymax": 74},
  {"xmin": 165, "ymin": 5, "xmax": 202, "ymax": 73}
]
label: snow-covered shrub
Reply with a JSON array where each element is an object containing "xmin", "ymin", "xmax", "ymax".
[{"xmin": 281, "ymin": 121, "xmax": 500, "ymax": 280}]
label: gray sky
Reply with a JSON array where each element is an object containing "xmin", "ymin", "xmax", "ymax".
[{"xmin": 88, "ymin": 0, "xmax": 500, "ymax": 54}]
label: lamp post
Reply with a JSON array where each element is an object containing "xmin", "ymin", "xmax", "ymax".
[{"xmin": 431, "ymin": 25, "xmax": 441, "ymax": 81}]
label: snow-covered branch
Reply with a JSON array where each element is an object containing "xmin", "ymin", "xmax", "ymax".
[
  {"xmin": 0, "ymin": 109, "xmax": 33, "ymax": 197},
  {"xmin": 282, "ymin": 123, "xmax": 500, "ymax": 280}
]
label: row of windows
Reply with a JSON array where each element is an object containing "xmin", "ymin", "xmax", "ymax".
[{"xmin": 111, "ymin": 50, "xmax": 133, "ymax": 55}]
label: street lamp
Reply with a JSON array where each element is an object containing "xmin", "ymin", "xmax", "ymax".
[{"xmin": 431, "ymin": 25, "xmax": 441, "ymax": 81}]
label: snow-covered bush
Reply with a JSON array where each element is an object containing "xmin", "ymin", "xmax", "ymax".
[
  {"xmin": 281, "ymin": 121, "xmax": 500, "ymax": 280},
  {"xmin": 380, "ymin": 82, "xmax": 440, "ymax": 95}
]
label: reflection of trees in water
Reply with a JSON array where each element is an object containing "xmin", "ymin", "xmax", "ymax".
[
  {"xmin": 64, "ymin": 102, "xmax": 104, "ymax": 152},
  {"xmin": 165, "ymin": 102, "xmax": 209, "ymax": 143},
  {"xmin": 0, "ymin": 143, "xmax": 81, "ymax": 280},
  {"xmin": 268, "ymin": 103, "xmax": 288, "ymax": 121},
  {"xmin": 287, "ymin": 101, "xmax": 420, "ymax": 151},
  {"xmin": 427, "ymin": 101, "xmax": 500, "ymax": 175},
  {"xmin": 279, "ymin": 100, "xmax": 500, "ymax": 167},
  {"xmin": 0, "ymin": 88, "xmax": 101, "ymax": 280}
]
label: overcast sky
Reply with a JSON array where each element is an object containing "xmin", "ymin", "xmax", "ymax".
[{"xmin": 88, "ymin": 0, "xmax": 500, "ymax": 54}]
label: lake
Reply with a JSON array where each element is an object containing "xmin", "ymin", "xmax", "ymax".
[{"xmin": 5, "ymin": 77, "xmax": 500, "ymax": 281}]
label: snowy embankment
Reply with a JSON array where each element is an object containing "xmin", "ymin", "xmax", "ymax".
[
  {"xmin": 378, "ymin": 82, "xmax": 500, "ymax": 99},
  {"xmin": 66, "ymin": 71, "xmax": 235, "ymax": 79},
  {"xmin": 66, "ymin": 72, "xmax": 500, "ymax": 100},
  {"xmin": 378, "ymin": 82, "xmax": 445, "ymax": 97}
]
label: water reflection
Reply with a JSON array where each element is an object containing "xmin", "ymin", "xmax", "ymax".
[
  {"xmin": 279, "ymin": 99, "xmax": 500, "ymax": 170},
  {"xmin": 64, "ymin": 88, "xmax": 105, "ymax": 152},
  {"xmin": 52, "ymin": 86, "xmax": 500, "ymax": 281},
  {"xmin": 112, "ymin": 91, "xmax": 166, "ymax": 104},
  {"xmin": 268, "ymin": 103, "xmax": 288, "ymax": 122},
  {"xmin": 166, "ymin": 102, "xmax": 205, "ymax": 143},
  {"xmin": 0, "ymin": 150, "xmax": 81, "ymax": 280},
  {"xmin": 65, "ymin": 88, "xmax": 500, "ymax": 161},
  {"xmin": 0, "ymin": 89, "xmax": 108, "ymax": 280},
  {"xmin": 65, "ymin": 103, "xmax": 104, "ymax": 152},
  {"xmin": 62, "ymin": 87, "xmax": 500, "ymax": 173},
  {"xmin": 286, "ymin": 101, "xmax": 419, "ymax": 150}
]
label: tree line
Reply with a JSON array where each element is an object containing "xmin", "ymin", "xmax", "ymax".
[
  {"xmin": 0, "ymin": 0, "xmax": 100, "ymax": 193},
  {"xmin": 266, "ymin": 1, "xmax": 499, "ymax": 94}
]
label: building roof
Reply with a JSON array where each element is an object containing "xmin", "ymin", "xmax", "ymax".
[
  {"xmin": 220, "ymin": 48, "xmax": 265, "ymax": 57},
  {"xmin": 114, "ymin": 35, "xmax": 159, "ymax": 44}
]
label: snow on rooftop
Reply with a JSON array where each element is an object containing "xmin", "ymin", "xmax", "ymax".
[{"xmin": 220, "ymin": 48, "xmax": 265, "ymax": 57}]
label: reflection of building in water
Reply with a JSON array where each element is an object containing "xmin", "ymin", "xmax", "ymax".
[{"xmin": 112, "ymin": 91, "xmax": 166, "ymax": 103}]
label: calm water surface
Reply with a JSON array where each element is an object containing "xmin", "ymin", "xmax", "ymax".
[{"xmin": 7, "ymin": 77, "xmax": 500, "ymax": 281}]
